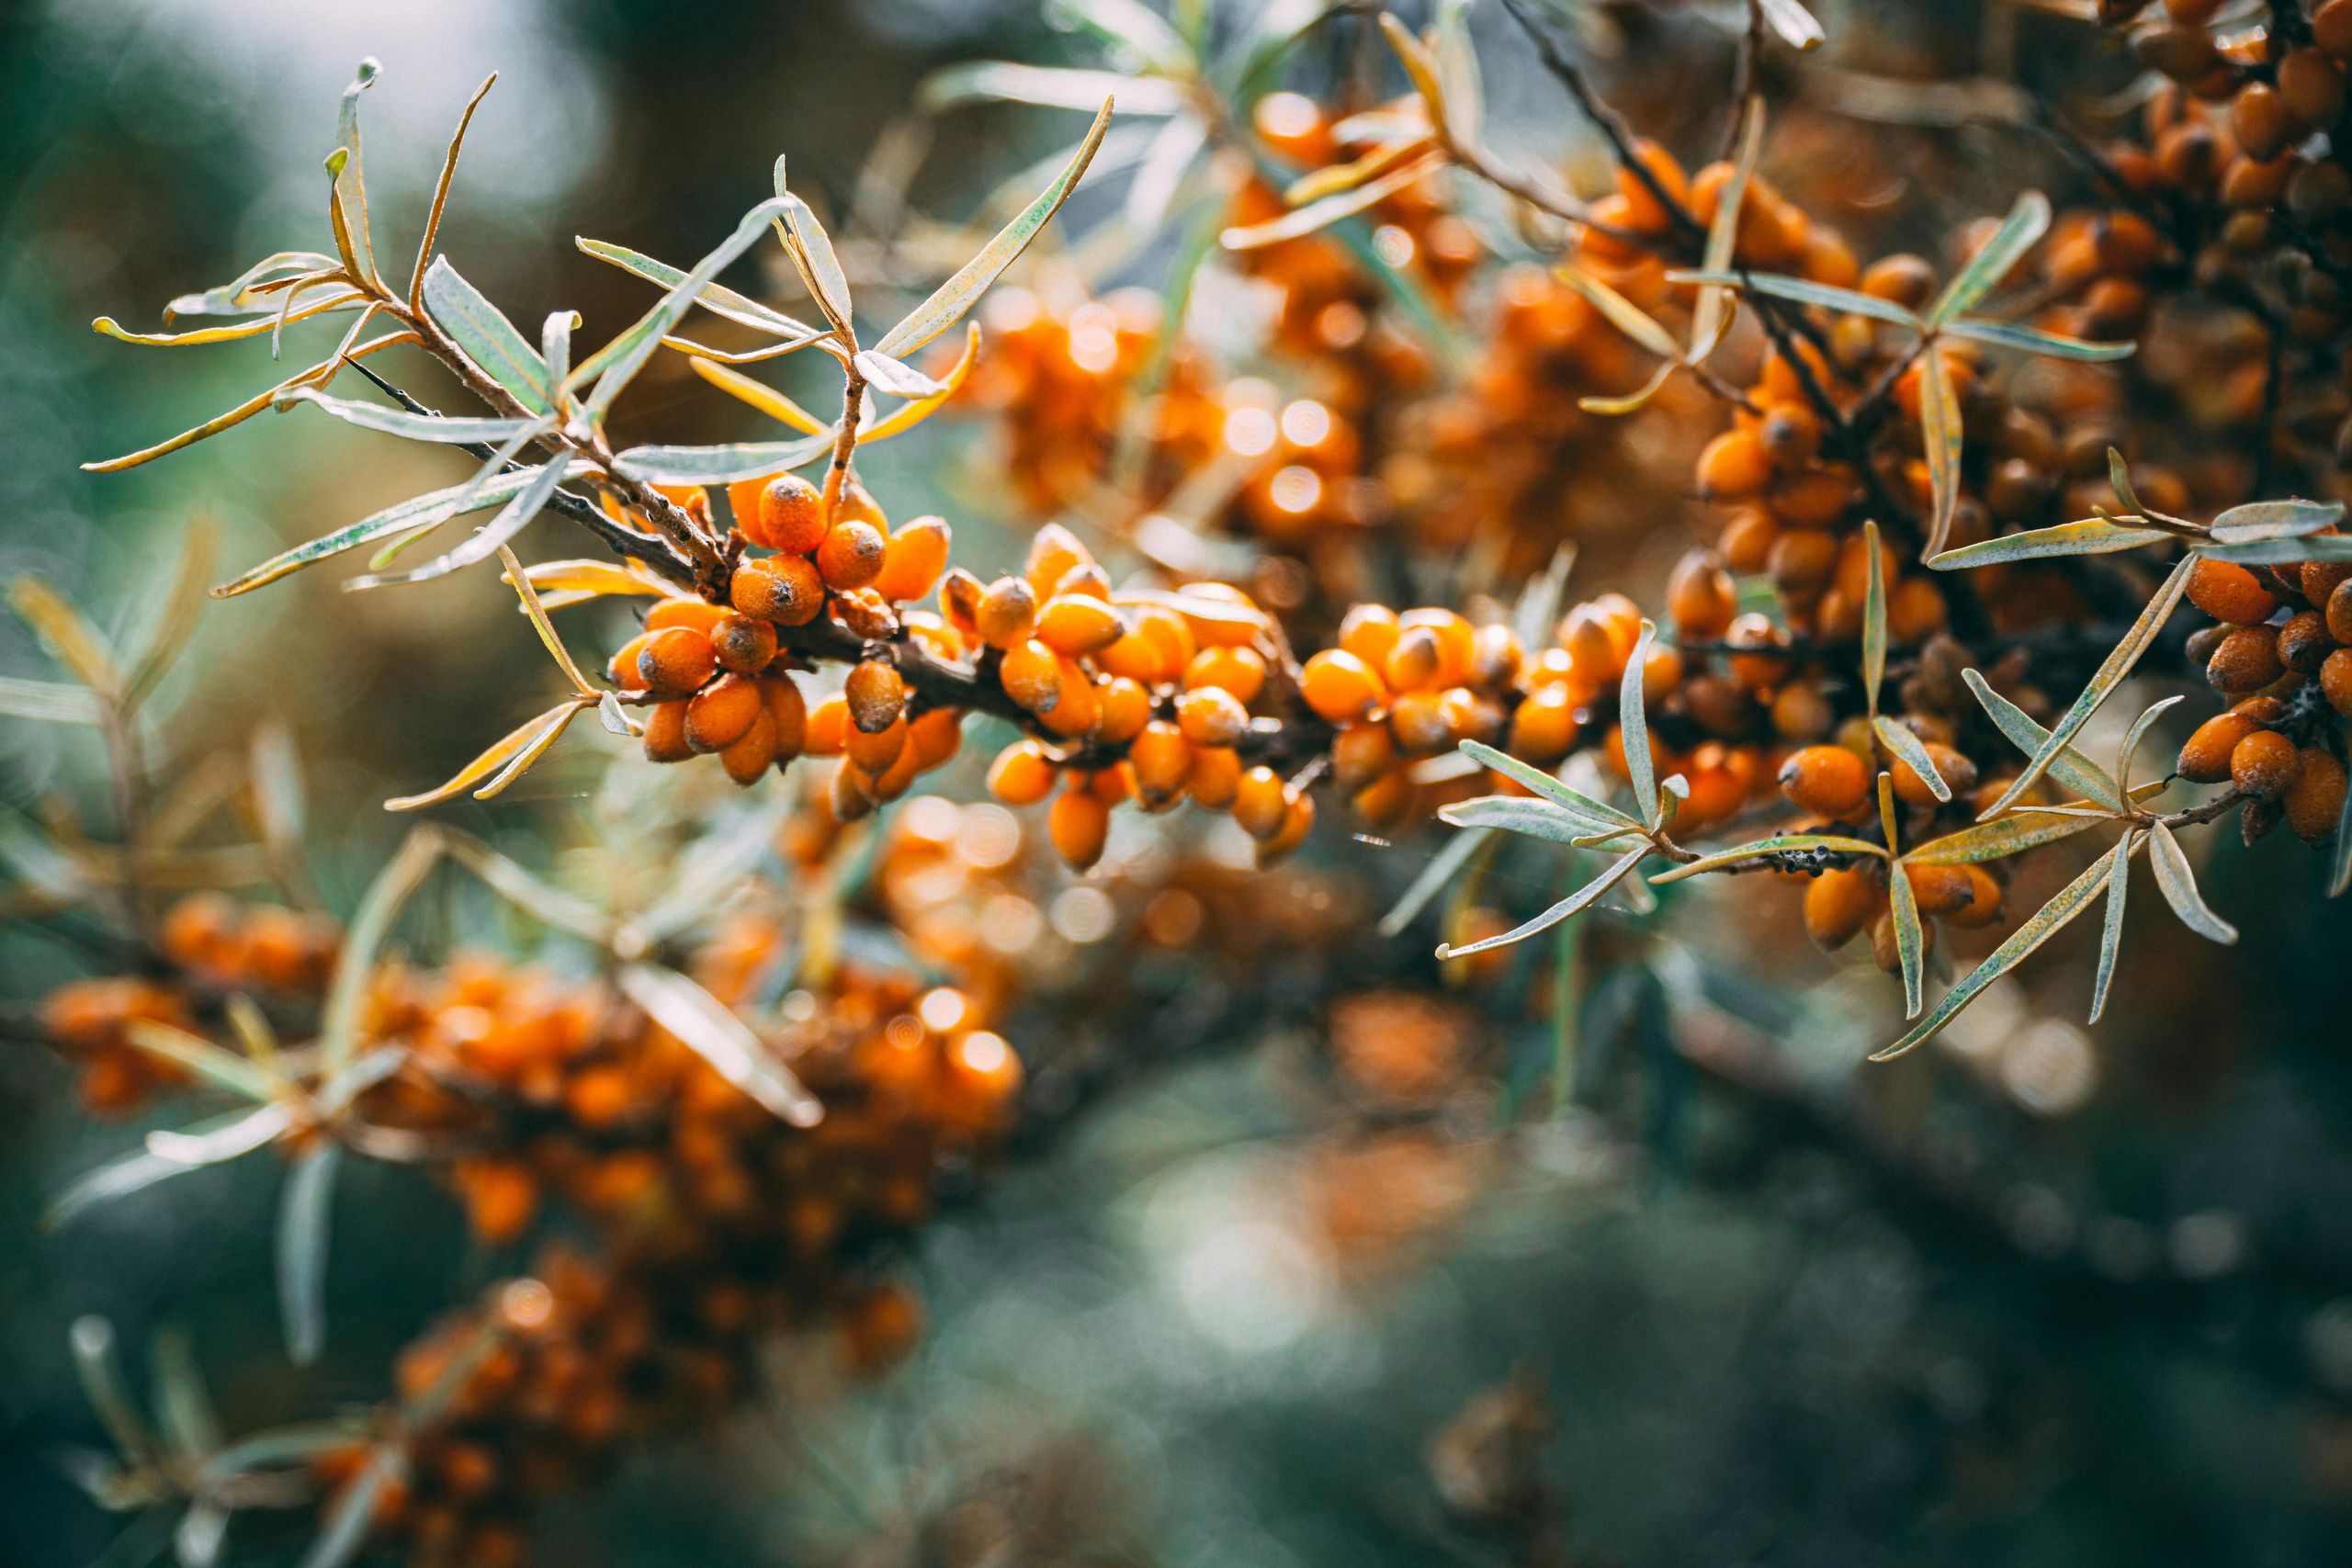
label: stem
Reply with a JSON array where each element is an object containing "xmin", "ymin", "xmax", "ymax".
[{"xmin": 820, "ymin": 370, "xmax": 866, "ymax": 515}]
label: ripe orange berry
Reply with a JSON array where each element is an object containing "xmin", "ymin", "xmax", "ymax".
[
  {"xmin": 844, "ymin": 660, "xmax": 906, "ymax": 734},
  {"xmin": 729, "ymin": 555, "xmax": 824, "ymax": 626},
  {"xmin": 909, "ymin": 705, "xmax": 964, "ymax": 769},
  {"xmin": 1094, "ymin": 676, "xmax": 1150, "ymax": 744},
  {"xmin": 2322, "ymin": 648, "xmax": 2352, "ymax": 716},
  {"xmin": 710, "ymin": 612, "xmax": 777, "ymax": 674},
  {"xmin": 684, "ymin": 672, "xmax": 763, "ymax": 753},
  {"xmin": 1892, "ymin": 740, "xmax": 1974, "ymax": 807},
  {"xmin": 638, "ymin": 627, "xmax": 718, "ymax": 696},
  {"xmin": 1128, "ymin": 721, "xmax": 1193, "ymax": 805},
  {"xmin": 1036, "ymin": 593, "xmax": 1125, "ymax": 656},
  {"xmin": 1023, "ymin": 523, "xmax": 1090, "ymax": 599},
  {"xmin": 1948, "ymin": 865, "xmax": 2004, "ymax": 929},
  {"xmin": 975, "ymin": 576, "xmax": 1038, "ymax": 648},
  {"xmin": 1332, "ymin": 720, "xmax": 1397, "ymax": 787},
  {"xmin": 846, "ymin": 713, "xmax": 908, "ymax": 775},
  {"xmin": 1000, "ymin": 638, "xmax": 1064, "ymax": 714},
  {"xmin": 763, "ymin": 674, "xmax": 808, "ymax": 758},
  {"xmin": 1666, "ymin": 548, "xmax": 1736, "ymax": 638},
  {"xmin": 815, "ymin": 520, "xmax": 887, "ymax": 590},
  {"xmin": 2230, "ymin": 728, "xmax": 2301, "ymax": 797},
  {"xmin": 1048, "ymin": 786, "xmax": 1109, "ymax": 870},
  {"xmin": 872, "ymin": 516, "xmax": 951, "ymax": 603},
  {"xmin": 1803, "ymin": 866, "xmax": 1877, "ymax": 950},
  {"xmin": 1257, "ymin": 792, "xmax": 1316, "ymax": 864},
  {"xmin": 1184, "ymin": 645, "xmax": 1268, "ymax": 704},
  {"xmin": 748, "ymin": 474, "xmax": 829, "ymax": 553},
  {"xmin": 988, "ymin": 739, "xmax": 1058, "ymax": 806},
  {"xmin": 1903, "ymin": 863, "xmax": 1977, "ymax": 919},
  {"xmin": 1300, "ymin": 649, "xmax": 1382, "ymax": 722},
  {"xmin": 804, "ymin": 693, "xmax": 848, "ymax": 756},
  {"xmin": 831, "ymin": 479, "xmax": 888, "ymax": 531},
  {"xmin": 1338, "ymin": 603, "xmax": 1401, "ymax": 670},
  {"xmin": 1176, "ymin": 686, "xmax": 1249, "ymax": 747},
  {"xmin": 1233, "ymin": 766, "xmax": 1291, "ymax": 840},
  {"xmin": 1697, "ymin": 429, "xmax": 1773, "ymax": 500},
  {"xmin": 2286, "ymin": 750, "xmax": 2347, "ymax": 843},
  {"xmin": 608, "ymin": 631, "xmax": 653, "ymax": 693},
  {"xmin": 719, "ymin": 709, "xmax": 777, "ymax": 785},
  {"xmin": 1778, "ymin": 744, "xmax": 1870, "ymax": 818},
  {"xmin": 1035, "ymin": 662, "xmax": 1101, "ymax": 739},
  {"xmin": 2207, "ymin": 625, "xmax": 2286, "ymax": 693},
  {"xmin": 646, "ymin": 598, "xmax": 729, "ymax": 635},
  {"xmin": 1508, "ymin": 684, "xmax": 1578, "ymax": 763},
  {"xmin": 1189, "ymin": 745, "xmax": 1242, "ymax": 808},
  {"xmin": 2187, "ymin": 558, "xmax": 2279, "ymax": 625},
  {"xmin": 2179, "ymin": 710, "xmax": 2260, "ymax": 782}
]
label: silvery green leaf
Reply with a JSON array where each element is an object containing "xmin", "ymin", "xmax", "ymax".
[
  {"xmin": 211, "ymin": 468, "xmax": 541, "ymax": 598},
  {"xmin": 1377, "ymin": 824, "xmax": 1490, "ymax": 937},
  {"xmin": 1440, "ymin": 795, "xmax": 1623, "ymax": 843},
  {"xmin": 1919, "ymin": 343, "xmax": 1962, "ymax": 556},
  {"xmin": 127, "ymin": 519, "xmax": 216, "ymax": 705},
  {"xmin": 1556, "ymin": 265, "xmax": 1682, "ymax": 360},
  {"xmin": 1666, "ymin": 269, "xmax": 1922, "ymax": 328},
  {"xmin": 277, "ymin": 1145, "xmax": 339, "ymax": 1366},
  {"xmin": 123, "ymin": 1021, "xmax": 276, "ymax": 1102},
  {"xmin": 164, "ymin": 253, "xmax": 342, "ymax": 319},
  {"xmin": 344, "ymin": 457, "xmax": 587, "ymax": 589},
  {"xmin": 1648, "ymin": 833, "xmax": 1886, "ymax": 883},
  {"xmin": 1757, "ymin": 0, "xmax": 1825, "ymax": 50},
  {"xmin": 298, "ymin": 1446, "xmax": 402, "ymax": 1568},
  {"xmin": 1621, "ymin": 619, "xmax": 1660, "ymax": 829},
  {"xmin": 1961, "ymin": 668, "xmax": 2121, "ymax": 810},
  {"xmin": 1436, "ymin": 843, "xmax": 1650, "ymax": 959},
  {"xmin": 1928, "ymin": 189, "xmax": 2049, "ymax": 326},
  {"xmin": 1940, "ymin": 319, "xmax": 2134, "ymax": 360},
  {"xmin": 2193, "ymin": 534, "xmax": 2352, "ymax": 565},
  {"xmin": 71, "ymin": 1316, "xmax": 152, "ymax": 1462},
  {"xmin": 320, "ymin": 828, "xmax": 442, "ymax": 1076},
  {"xmin": 574, "ymin": 239, "xmax": 820, "ymax": 343},
  {"xmin": 1431, "ymin": 0, "xmax": 1484, "ymax": 141},
  {"xmin": 1872, "ymin": 840, "xmax": 2121, "ymax": 1059},
  {"xmin": 1126, "ymin": 112, "xmax": 1208, "ymax": 235},
  {"xmin": 149, "ymin": 1328, "xmax": 222, "ymax": 1463},
  {"xmin": 574, "ymin": 195, "xmax": 797, "ymax": 415},
  {"xmin": 1512, "ymin": 545, "xmax": 1576, "ymax": 655},
  {"xmin": 2088, "ymin": 830, "xmax": 2136, "ymax": 1024},
  {"xmin": 2206, "ymin": 497, "xmax": 2346, "ymax": 544},
  {"xmin": 1928, "ymin": 517, "xmax": 2168, "ymax": 569},
  {"xmin": 1905, "ymin": 808, "xmax": 2113, "ymax": 865},
  {"xmin": 148, "ymin": 1102, "xmax": 294, "ymax": 1166},
  {"xmin": 538, "ymin": 310, "xmax": 576, "ymax": 397},
  {"xmin": 48, "ymin": 1143, "xmax": 209, "ymax": 1229},
  {"xmin": 920, "ymin": 62, "xmax": 1182, "ymax": 115},
  {"xmin": 1689, "ymin": 96, "xmax": 1764, "ymax": 362},
  {"xmin": 1978, "ymin": 552, "xmax": 2193, "ymax": 818},
  {"xmin": 331, "ymin": 61, "xmax": 380, "ymax": 285},
  {"xmin": 1046, "ymin": 0, "xmax": 1194, "ymax": 76},
  {"xmin": 613, "ymin": 431, "xmax": 836, "ymax": 485},
  {"xmin": 0, "ymin": 675, "xmax": 102, "ymax": 723},
  {"xmin": 852, "ymin": 350, "xmax": 946, "ymax": 398},
  {"xmin": 174, "ymin": 1500, "xmax": 228, "ymax": 1568},
  {"xmin": 1457, "ymin": 739, "xmax": 1640, "ymax": 828},
  {"xmin": 420, "ymin": 257, "xmax": 552, "ymax": 416},
  {"xmin": 1890, "ymin": 856, "xmax": 1926, "ymax": 1019},
  {"xmin": 2149, "ymin": 820, "xmax": 2237, "ymax": 944},
  {"xmin": 618, "ymin": 964, "xmax": 821, "ymax": 1126},
  {"xmin": 1861, "ymin": 518, "xmax": 1887, "ymax": 716},
  {"xmin": 277, "ymin": 385, "xmax": 531, "ymax": 442},
  {"xmin": 1873, "ymin": 715, "xmax": 1951, "ymax": 803},
  {"xmin": 437, "ymin": 830, "xmax": 614, "ymax": 945},
  {"xmin": 2114, "ymin": 693, "xmax": 2184, "ymax": 799}
]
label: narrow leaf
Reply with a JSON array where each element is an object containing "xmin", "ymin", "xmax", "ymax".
[
  {"xmin": 1458, "ymin": 739, "xmax": 1639, "ymax": 829},
  {"xmin": 1873, "ymin": 715, "xmax": 1951, "ymax": 802},
  {"xmin": 576, "ymin": 238, "xmax": 820, "ymax": 342},
  {"xmin": 1757, "ymin": 0, "xmax": 1826, "ymax": 50},
  {"xmin": 298, "ymin": 1447, "xmax": 402, "ymax": 1568},
  {"xmin": 330, "ymin": 60, "xmax": 380, "ymax": 286},
  {"xmin": 1690, "ymin": 96, "xmax": 1764, "ymax": 358},
  {"xmin": 1871, "ymin": 840, "xmax": 2121, "ymax": 1060},
  {"xmin": 1919, "ymin": 343, "xmax": 1962, "ymax": 556},
  {"xmin": 613, "ymin": 433, "xmax": 837, "ymax": 486},
  {"xmin": 9, "ymin": 578, "xmax": 118, "ymax": 694},
  {"xmin": 1890, "ymin": 852, "xmax": 1926, "ymax": 1018},
  {"xmin": 618, "ymin": 963, "xmax": 821, "ymax": 1126},
  {"xmin": 1928, "ymin": 189, "xmax": 2050, "ymax": 327},
  {"xmin": 1978, "ymin": 553, "xmax": 2193, "ymax": 818},
  {"xmin": 1649, "ymin": 833, "xmax": 1886, "ymax": 883},
  {"xmin": 277, "ymin": 1145, "xmax": 340, "ymax": 1366},
  {"xmin": 1860, "ymin": 517, "xmax": 1887, "ymax": 716},
  {"xmin": 2088, "ymin": 829, "xmax": 2135, "ymax": 1024},
  {"xmin": 876, "ymin": 96, "xmax": 1114, "ymax": 357},
  {"xmin": 2207, "ymin": 497, "xmax": 2346, "ymax": 544},
  {"xmin": 1666, "ymin": 269, "xmax": 1922, "ymax": 328},
  {"xmin": 0, "ymin": 676, "xmax": 102, "ymax": 724},
  {"xmin": 212, "ymin": 468, "xmax": 537, "ymax": 598},
  {"xmin": 123, "ymin": 1021, "xmax": 275, "ymax": 1102},
  {"xmin": 1928, "ymin": 516, "xmax": 2168, "ymax": 569},
  {"xmin": 1555, "ymin": 265, "xmax": 1682, "ymax": 361},
  {"xmin": 320, "ymin": 828, "xmax": 442, "ymax": 1076},
  {"xmin": 420, "ymin": 257, "xmax": 551, "ymax": 415},
  {"xmin": 1620, "ymin": 619, "xmax": 1660, "ymax": 828},
  {"xmin": 82, "ymin": 336, "xmax": 412, "ymax": 474},
  {"xmin": 864, "ymin": 321, "xmax": 983, "ymax": 440},
  {"xmin": 1940, "ymin": 318, "xmax": 2135, "ymax": 361},
  {"xmin": 343, "ymin": 458, "xmax": 585, "ymax": 590},
  {"xmin": 1440, "ymin": 794, "xmax": 1629, "ymax": 843},
  {"xmin": 146, "ymin": 1102, "xmax": 295, "ymax": 1167},
  {"xmin": 1906, "ymin": 807, "xmax": 2114, "ymax": 865},
  {"xmin": 919, "ymin": 62, "xmax": 1182, "ymax": 115},
  {"xmin": 1436, "ymin": 843, "xmax": 1651, "ymax": 959},
  {"xmin": 1222, "ymin": 151, "xmax": 1442, "ymax": 249},
  {"xmin": 384, "ymin": 700, "xmax": 583, "ymax": 811},
  {"xmin": 1961, "ymin": 667, "xmax": 2122, "ymax": 810},
  {"xmin": 2194, "ymin": 535, "xmax": 2352, "ymax": 565},
  {"xmin": 687, "ymin": 356, "xmax": 831, "ymax": 435},
  {"xmin": 575, "ymin": 196, "xmax": 797, "ymax": 415},
  {"xmin": 2149, "ymin": 820, "xmax": 2238, "ymax": 944},
  {"xmin": 280, "ymin": 386, "xmax": 534, "ymax": 444},
  {"xmin": 1378, "ymin": 825, "xmax": 1490, "ymax": 937}
]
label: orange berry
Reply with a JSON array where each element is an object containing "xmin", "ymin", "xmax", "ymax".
[
  {"xmin": 1508, "ymin": 684, "xmax": 1578, "ymax": 763},
  {"xmin": 872, "ymin": 516, "xmax": 951, "ymax": 603},
  {"xmin": 607, "ymin": 631, "xmax": 653, "ymax": 693},
  {"xmin": 637, "ymin": 627, "xmax": 718, "ymax": 696},
  {"xmin": 1094, "ymin": 676, "xmax": 1150, "ymax": 744},
  {"xmin": 1903, "ymin": 863, "xmax": 1977, "ymax": 919},
  {"xmin": 1666, "ymin": 548, "xmax": 1736, "ymax": 639},
  {"xmin": 2207, "ymin": 625, "xmax": 2285, "ymax": 693},
  {"xmin": 684, "ymin": 672, "xmax": 763, "ymax": 753},
  {"xmin": 1949, "ymin": 865, "xmax": 2004, "ymax": 929},
  {"xmin": 846, "ymin": 713, "xmax": 907, "ymax": 775},
  {"xmin": 1188, "ymin": 745, "xmax": 1241, "ymax": 808},
  {"xmin": 1035, "ymin": 662, "xmax": 1101, "ymax": 739},
  {"xmin": 710, "ymin": 612, "xmax": 777, "ymax": 674},
  {"xmin": 719, "ymin": 708, "xmax": 777, "ymax": 785},
  {"xmin": 1331, "ymin": 720, "xmax": 1397, "ymax": 787},
  {"xmin": 1048, "ymin": 786, "xmax": 1109, "ymax": 870},
  {"xmin": 1000, "ymin": 638, "xmax": 1065, "ymax": 714},
  {"xmin": 2179, "ymin": 710, "xmax": 2259, "ymax": 782},
  {"xmin": 815, "ymin": 520, "xmax": 887, "ymax": 590},
  {"xmin": 909, "ymin": 705, "xmax": 964, "ymax": 769},
  {"xmin": 988, "ymin": 739, "xmax": 1058, "ymax": 806},
  {"xmin": 1397, "ymin": 609, "xmax": 1476, "ymax": 686},
  {"xmin": 1337, "ymin": 603, "xmax": 1401, "ymax": 669},
  {"xmin": 844, "ymin": 659, "xmax": 906, "ymax": 734},
  {"xmin": 1697, "ymin": 429, "xmax": 1773, "ymax": 500},
  {"xmin": 1233, "ymin": 766, "xmax": 1291, "ymax": 840},
  {"xmin": 1803, "ymin": 866, "xmax": 1877, "ymax": 950},
  {"xmin": 763, "ymin": 674, "xmax": 808, "ymax": 758},
  {"xmin": 2187, "ymin": 558, "xmax": 2279, "ymax": 625},
  {"xmin": 729, "ymin": 555, "xmax": 824, "ymax": 626},
  {"xmin": 975, "ymin": 576, "xmax": 1038, "ymax": 648},
  {"xmin": 1300, "ymin": 649, "xmax": 1382, "ymax": 722},
  {"xmin": 831, "ymin": 479, "xmax": 888, "ymax": 531},
  {"xmin": 2285, "ymin": 750, "xmax": 2347, "ymax": 843},
  {"xmin": 1129, "ymin": 721, "xmax": 1193, "ymax": 805},
  {"xmin": 645, "ymin": 598, "xmax": 729, "ymax": 635},
  {"xmin": 1892, "ymin": 739, "xmax": 1974, "ymax": 807},
  {"xmin": 751, "ymin": 474, "xmax": 830, "ymax": 553},
  {"xmin": 1778, "ymin": 744, "xmax": 1870, "ymax": 818},
  {"xmin": 1036, "ymin": 593, "xmax": 1125, "ymax": 656},
  {"xmin": 2321, "ymin": 648, "xmax": 2352, "ymax": 716},
  {"xmin": 1023, "ymin": 523, "xmax": 1091, "ymax": 599},
  {"xmin": 2231, "ymin": 728, "xmax": 2301, "ymax": 797},
  {"xmin": 1257, "ymin": 791, "xmax": 1316, "ymax": 865},
  {"xmin": 804, "ymin": 693, "xmax": 848, "ymax": 756},
  {"xmin": 1176, "ymin": 685, "xmax": 1249, "ymax": 747},
  {"xmin": 1184, "ymin": 645, "xmax": 1268, "ymax": 704}
]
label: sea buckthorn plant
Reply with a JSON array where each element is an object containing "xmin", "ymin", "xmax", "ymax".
[{"xmin": 14, "ymin": 0, "xmax": 2352, "ymax": 1561}]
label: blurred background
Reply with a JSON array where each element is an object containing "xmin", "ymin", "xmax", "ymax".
[{"xmin": 7, "ymin": 1, "xmax": 2352, "ymax": 1564}]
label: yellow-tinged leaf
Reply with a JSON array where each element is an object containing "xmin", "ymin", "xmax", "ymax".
[
  {"xmin": 81, "ymin": 333, "xmax": 413, "ymax": 474},
  {"xmin": 1555, "ymin": 265, "xmax": 1682, "ymax": 362},
  {"xmin": 92, "ymin": 291, "xmax": 364, "ymax": 347},
  {"xmin": 385, "ymin": 701, "xmax": 587, "ymax": 812},
  {"xmin": 514, "ymin": 559, "xmax": 669, "ymax": 600},
  {"xmin": 687, "ymin": 356, "xmax": 830, "ymax": 435},
  {"xmin": 1283, "ymin": 135, "xmax": 1439, "ymax": 206},
  {"xmin": 1918, "ymin": 344, "xmax": 1962, "ymax": 556},
  {"xmin": 864, "ymin": 322, "xmax": 982, "ymax": 441},
  {"xmin": 497, "ymin": 547, "xmax": 599, "ymax": 699},
  {"xmin": 9, "ymin": 579, "xmax": 119, "ymax": 696}
]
